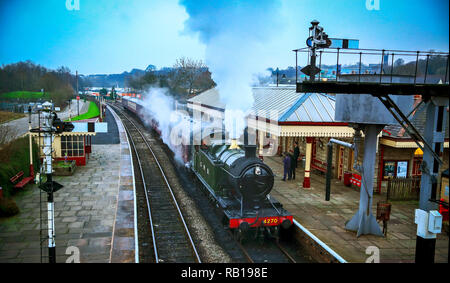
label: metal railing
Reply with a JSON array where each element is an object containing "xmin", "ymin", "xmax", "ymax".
[{"xmin": 293, "ymin": 47, "xmax": 450, "ymax": 85}]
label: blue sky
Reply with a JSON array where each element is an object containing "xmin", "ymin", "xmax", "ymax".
[{"xmin": 0, "ymin": 0, "xmax": 448, "ymax": 75}]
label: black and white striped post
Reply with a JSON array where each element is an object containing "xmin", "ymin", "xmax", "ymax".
[
  {"xmin": 41, "ymin": 102, "xmax": 58, "ymax": 263},
  {"xmin": 32, "ymin": 102, "xmax": 73, "ymax": 263},
  {"xmin": 32, "ymin": 102, "xmax": 107, "ymax": 263}
]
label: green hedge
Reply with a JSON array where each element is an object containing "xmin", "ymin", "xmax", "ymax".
[{"xmin": 0, "ymin": 137, "xmax": 40, "ymax": 198}]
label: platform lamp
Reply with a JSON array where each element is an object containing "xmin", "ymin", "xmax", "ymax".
[{"xmin": 276, "ymin": 68, "xmax": 287, "ymax": 87}]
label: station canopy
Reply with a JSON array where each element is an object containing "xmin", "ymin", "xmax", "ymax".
[{"xmin": 187, "ymin": 86, "xmax": 356, "ymax": 137}]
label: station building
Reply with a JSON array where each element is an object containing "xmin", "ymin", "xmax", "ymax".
[
  {"xmin": 187, "ymin": 86, "xmax": 449, "ymax": 196},
  {"xmin": 378, "ymin": 95, "xmax": 449, "ymax": 194},
  {"xmin": 188, "ymin": 86, "xmax": 364, "ymax": 188},
  {"xmin": 31, "ymin": 119, "xmax": 102, "ymax": 166}
]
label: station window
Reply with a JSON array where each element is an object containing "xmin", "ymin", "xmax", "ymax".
[{"xmin": 61, "ymin": 136, "xmax": 84, "ymax": 157}]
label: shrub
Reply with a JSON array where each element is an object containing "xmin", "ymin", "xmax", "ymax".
[
  {"xmin": 0, "ymin": 197, "xmax": 20, "ymax": 217},
  {"xmin": 0, "ymin": 137, "xmax": 39, "ymax": 198}
]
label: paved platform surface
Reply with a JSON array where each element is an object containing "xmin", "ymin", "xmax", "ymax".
[
  {"xmin": 0, "ymin": 105, "xmax": 138, "ymax": 263},
  {"xmin": 0, "ymin": 144, "xmax": 120, "ymax": 263},
  {"xmin": 266, "ymin": 156, "xmax": 449, "ymax": 263},
  {"xmin": 108, "ymin": 105, "xmax": 137, "ymax": 263},
  {"xmin": 92, "ymin": 108, "xmax": 120, "ymax": 144}
]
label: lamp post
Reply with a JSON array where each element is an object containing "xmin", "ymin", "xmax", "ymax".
[
  {"xmin": 28, "ymin": 106, "xmax": 34, "ymax": 179},
  {"xmin": 276, "ymin": 68, "xmax": 287, "ymax": 87}
]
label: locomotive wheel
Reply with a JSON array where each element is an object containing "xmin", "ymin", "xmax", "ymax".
[{"xmin": 234, "ymin": 229, "xmax": 244, "ymax": 243}]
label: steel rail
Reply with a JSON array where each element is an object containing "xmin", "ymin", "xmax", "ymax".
[
  {"xmin": 274, "ymin": 241, "xmax": 297, "ymax": 263},
  {"xmin": 109, "ymin": 104, "xmax": 158, "ymax": 262},
  {"xmin": 125, "ymin": 118, "xmax": 159, "ymax": 262},
  {"xmin": 110, "ymin": 103, "xmax": 202, "ymax": 263}
]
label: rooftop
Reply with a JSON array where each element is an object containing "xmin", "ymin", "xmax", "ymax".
[{"xmin": 187, "ymin": 86, "xmax": 337, "ymax": 123}]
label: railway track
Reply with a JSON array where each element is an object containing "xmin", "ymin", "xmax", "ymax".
[
  {"xmin": 235, "ymin": 236, "xmax": 298, "ymax": 263},
  {"xmin": 109, "ymin": 103, "xmax": 201, "ymax": 263}
]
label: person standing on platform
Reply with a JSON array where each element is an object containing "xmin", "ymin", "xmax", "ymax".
[
  {"xmin": 291, "ymin": 141, "xmax": 300, "ymax": 180},
  {"xmin": 289, "ymin": 151, "xmax": 295, "ymax": 180},
  {"xmin": 282, "ymin": 152, "xmax": 291, "ymax": 181}
]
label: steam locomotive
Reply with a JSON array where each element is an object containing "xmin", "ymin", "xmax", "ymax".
[{"xmin": 120, "ymin": 96, "xmax": 293, "ymax": 237}]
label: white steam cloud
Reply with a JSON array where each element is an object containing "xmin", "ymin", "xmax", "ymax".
[
  {"xmin": 140, "ymin": 87, "xmax": 187, "ymax": 164},
  {"xmin": 180, "ymin": 0, "xmax": 283, "ymax": 140}
]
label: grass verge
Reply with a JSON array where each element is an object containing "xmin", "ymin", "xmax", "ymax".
[
  {"xmin": 0, "ymin": 111, "xmax": 26, "ymax": 124},
  {"xmin": 66, "ymin": 101, "xmax": 99, "ymax": 121},
  {"xmin": 0, "ymin": 91, "xmax": 50, "ymax": 100}
]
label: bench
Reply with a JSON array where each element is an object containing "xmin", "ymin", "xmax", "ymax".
[
  {"xmin": 311, "ymin": 162, "xmax": 327, "ymax": 174},
  {"xmin": 10, "ymin": 171, "xmax": 34, "ymax": 190},
  {"xmin": 311, "ymin": 158, "xmax": 328, "ymax": 174}
]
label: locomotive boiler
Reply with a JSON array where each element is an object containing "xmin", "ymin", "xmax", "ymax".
[{"xmin": 192, "ymin": 138, "xmax": 293, "ymax": 234}]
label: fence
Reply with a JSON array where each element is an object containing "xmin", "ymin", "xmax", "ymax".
[
  {"xmin": 387, "ymin": 177, "xmax": 421, "ymax": 201},
  {"xmin": 293, "ymin": 47, "xmax": 450, "ymax": 85}
]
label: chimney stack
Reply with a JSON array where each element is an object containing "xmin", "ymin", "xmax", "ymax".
[{"xmin": 244, "ymin": 127, "xmax": 256, "ymax": 158}]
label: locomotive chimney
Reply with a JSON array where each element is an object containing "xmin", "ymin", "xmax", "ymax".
[{"xmin": 244, "ymin": 127, "xmax": 256, "ymax": 158}]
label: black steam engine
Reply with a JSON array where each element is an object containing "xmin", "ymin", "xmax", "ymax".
[
  {"xmin": 191, "ymin": 134, "xmax": 293, "ymax": 237},
  {"xmin": 121, "ymin": 96, "xmax": 293, "ymax": 238}
]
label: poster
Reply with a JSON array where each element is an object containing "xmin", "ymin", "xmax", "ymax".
[
  {"xmin": 383, "ymin": 161, "xmax": 396, "ymax": 179},
  {"xmin": 396, "ymin": 161, "xmax": 408, "ymax": 178}
]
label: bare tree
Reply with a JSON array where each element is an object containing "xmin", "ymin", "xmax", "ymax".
[{"xmin": 169, "ymin": 57, "xmax": 215, "ymax": 97}]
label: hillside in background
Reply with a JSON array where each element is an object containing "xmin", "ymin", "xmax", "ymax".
[{"xmin": 82, "ymin": 65, "xmax": 174, "ymax": 88}]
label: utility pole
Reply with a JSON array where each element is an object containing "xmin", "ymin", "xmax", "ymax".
[
  {"xmin": 76, "ymin": 71, "xmax": 79, "ymax": 117},
  {"xmin": 28, "ymin": 106, "xmax": 34, "ymax": 179},
  {"xmin": 276, "ymin": 68, "xmax": 279, "ymax": 87}
]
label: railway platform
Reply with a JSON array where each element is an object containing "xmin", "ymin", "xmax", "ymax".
[
  {"xmin": 265, "ymin": 156, "xmax": 449, "ymax": 263},
  {"xmin": 0, "ymin": 107, "xmax": 137, "ymax": 263}
]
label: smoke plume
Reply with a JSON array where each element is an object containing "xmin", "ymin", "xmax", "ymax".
[
  {"xmin": 140, "ymin": 88, "xmax": 187, "ymax": 164},
  {"xmin": 180, "ymin": 0, "xmax": 283, "ymax": 140}
]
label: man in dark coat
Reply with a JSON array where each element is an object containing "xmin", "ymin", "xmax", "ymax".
[
  {"xmin": 282, "ymin": 152, "xmax": 291, "ymax": 181},
  {"xmin": 290, "ymin": 141, "xmax": 300, "ymax": 180}
]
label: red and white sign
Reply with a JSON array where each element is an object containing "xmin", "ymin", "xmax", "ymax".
[
  {"xmin": 350, "ymin": 173, "xmax": 362, "ymax": 187},
  {"xmin": 76, "ymin": 96, "xmax": 80, "ymax": 100}
]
